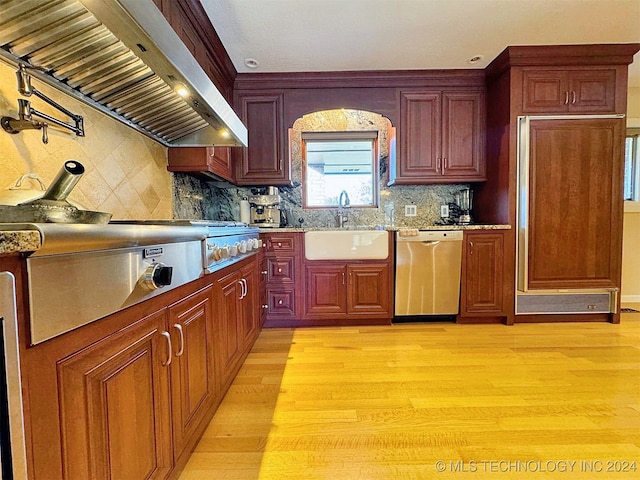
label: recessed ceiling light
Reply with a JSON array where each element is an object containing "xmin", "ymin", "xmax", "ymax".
[
  {"xmin": 468, "ymin": 55, "xmax": 484, "ymax": 64},
  {"xmin": 244, "ymin": 58, "xmax": 259, "ymax": 68},
  {"xmin": 173, "ymin": 82, "xmax": 189, "ymax": 97}
]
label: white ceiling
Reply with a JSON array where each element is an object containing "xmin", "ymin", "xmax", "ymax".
[{"xmin": 201, "ymin": 0, "xmax": 640, "ymax": 86}]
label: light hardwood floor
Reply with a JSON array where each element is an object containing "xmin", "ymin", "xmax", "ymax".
[{"xmin": 180, "ymin": 314, "xmax": 640, "ymax": 479}]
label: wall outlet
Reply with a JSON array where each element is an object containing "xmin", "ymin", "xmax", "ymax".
[
  {"xmin": 440, "ymin": 204, "xmax": 449, "ymax": 218},
  {"xmin": 404, "ymin": 205, "xmax": 417, "ymax": 217}
]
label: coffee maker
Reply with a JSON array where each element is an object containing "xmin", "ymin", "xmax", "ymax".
[
  {"xmin": 455, "ymin": 188, "xmax": 472, "ymax": 225},
  {"xmin": 248, "ymin": 187, "xmax": 281, "ymax": 228}
]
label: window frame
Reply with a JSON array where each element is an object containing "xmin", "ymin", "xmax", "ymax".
[
  {"xmin": 625, "ymin": 128, "xmax": 640, "ymax": 209},
  {"xmin": 301, "ymin": 131, "xmax": 380, "ymax": 209}
]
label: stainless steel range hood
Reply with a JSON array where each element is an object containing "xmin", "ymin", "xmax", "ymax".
[{"xmin": 0, "ymin": 0, "xmax": 247, "ymax": 147}]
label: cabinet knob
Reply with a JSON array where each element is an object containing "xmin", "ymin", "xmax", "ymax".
[
  {"xmin": 277, "ymin": 242, "xmax": 282, "ymax": 247},
  {"xmin": 261, "ymin": 270, "xmax": 268, "ymax": 275},
  {"xmin": 277, "ymin": 267, "xmax": 282, "ymax": 273},
  {"xmin": 278, "ymin": 299, "xmax": 283, "ymax": 305},
  {"xmin": 262, "ymin": 304, "xmax": 269, "ymax": 309}
]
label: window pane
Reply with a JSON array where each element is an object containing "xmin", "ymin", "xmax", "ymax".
[
  {"xmin": 303, "ymin": 134, "xmax": 378, "ymax": 208},
  {"xmin": 624, "ymin": 137, "xmax": 633, "ymax": 201}
]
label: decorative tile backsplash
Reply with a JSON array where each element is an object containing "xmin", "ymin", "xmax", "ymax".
[
  {"xmin": 0, "ymin": 61, "xmax": 173, "ymax": 220},
  {"xmin": 183, "ymin": 109, "xmax": 470, "ymax": 228}
]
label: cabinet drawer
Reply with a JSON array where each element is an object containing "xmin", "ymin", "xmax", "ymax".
[
  {"xmin": 266, "ymin": 257, "xmax": 296, "ymax": 282},
  {"xmin": 266, "ymin": 288, "xmax": 296, "ymax": 316},
  {"xmin": 264, "ymin": 235, "xmax": 296, "ymax": 252}
]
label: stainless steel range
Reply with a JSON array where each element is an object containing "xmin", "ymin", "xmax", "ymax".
[
  {"xmin": 112, "ymin": 220, "xmax": 261, "ymax": 274},
  {"xmin": 2, "ymin": 221, "xmax": 261, "ymax": 345}
]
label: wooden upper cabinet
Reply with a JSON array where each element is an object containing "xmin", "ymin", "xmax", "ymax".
[
  {"xmin": 392, "ymin": 89, "xmax": 485, "ymax": 184},
  {"xmin": 522, "ymin": 67, "xmax": 617, "ymax": 114},
  {"xmin": 167, "ymin": 146, "xmax": 234, "ymax": 182},
  {"xmin": 235, "ymin": 92, "xmax": 290, "ymax": 186}
]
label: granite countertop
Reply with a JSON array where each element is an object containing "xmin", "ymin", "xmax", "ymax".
[
  {"xmin": 1, "ymin": 223, "xmax": 512, "ymax": 255},
  {"xmin": 260, "ymin": 224, "xmax": 511, "ymax": 233},
  {"xmin": 0, "ymin": 230, "xmax": 41, "ymax": 254}
]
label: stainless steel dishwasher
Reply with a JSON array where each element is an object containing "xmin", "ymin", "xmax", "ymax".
[{"xmin": 394, "ymin": 230, "xmax": 463, "ymax": 317}]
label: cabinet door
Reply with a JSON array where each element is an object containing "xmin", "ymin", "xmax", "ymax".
[
  {"xmin": 462, "ymin": 232, "xmax": 505, "ymax": 315},
  {"xmin": 168, "ymin": 286, "xmax": 215, "ymax": 458},
  {"xmin": 235, "ymin": 93, "xmax": 289, "ymax": 185},
  {"xmin": 442, "ymin": 92, "xmax": 485, "ymax": 180},
  {"xmin": 527, "ymin": 117, "xmax": 623, "ymax": 290},
  {"xmin": 347, "ymin": 264, "xmax": 391, "ymax": 314},
  {"xmin": 167, "ymin": 146, "xmax": 234, "ymax": 182},
  {"xmin": 214, "ymin": 270, "xmax": 243, "ymax": 388},
  {"xmin": 397, "ymin": 91, "xmax": 441, "ymax": 180},
  {"xmin": 305, "ymin": 264, "xmax": 347, "ymax": 316},
  {"xmin": 57, "ymin": 310, "xmax": 172, "ymax": 480},
  {"xmin": 240, "ymin": 259, "xmax": 260, "ymax": 349},
  {"xmin": 522, "ymin": 69, "xmax": 570, "ymax": 113},
  {"xmin": 522, "ymin": 68, "xmax": 617, "ymax": 113},
  {"xmin": 568, "ymin": 69, "xmax": 616, "ymax": 113}
]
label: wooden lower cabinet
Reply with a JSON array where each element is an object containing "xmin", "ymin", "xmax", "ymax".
[
  {"xmin": 459, "ymin": 231, "xmax": 507, "ymax": 319},
  {"xmin": 214, "ymin": 256, "xmax": 258, "ymax": 392},
  {"xmin": 168, "ymin": 286, "xmax": 216, "ymax": 458},
  {"xmin": 304, "ymin": 262, "xmax": 392, "ymax": 321},
  {"xmin": 57, "ymin": 309, "xmax": 173, "ymax": 480},
  {"xmin": 18, "ymin": 256, "xmax": 261, "ymax": 480}
]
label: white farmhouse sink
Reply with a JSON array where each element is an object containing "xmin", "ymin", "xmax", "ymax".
[{"xmin": 304, "ymin": 230, "xmax": 389, "ymax": 260}]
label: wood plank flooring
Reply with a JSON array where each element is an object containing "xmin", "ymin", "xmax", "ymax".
[{"xmin": 179, "ymin": 313, "xmax": 640, "ymax": 479}]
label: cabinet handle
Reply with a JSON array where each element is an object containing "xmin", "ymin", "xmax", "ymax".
[
  {"xmin": 161, "ymin": 331, "xmax": 172, "ymax": 366},
  {"xmin": 349, "ymin": 272, "xmax": 352, "ymax": 285},
  {"xmin": 173, "ymin": 323, "xmax": 184, "ymax": 357},
  {"xmin": 564, "ymin": 91, "xmax": 569, "ymax": 105},
  {"xmin": 436, "ymin": 157, "xmax": 441, "ymax": 172},
  {"xmin": 238, "ymin": 280, "xmax": 245, "ymax": 299},
  {"xmin": 571, "ymin": 91, "xmax": 576, "ymax": 104},
  {"xmin": 469, "ymin": 240, "xmax": 474, "ymax": 255},
  {"xmin": 279, "ymin": 158, "xmax": 283, "ymax": 171},
  {"xmin": 342, "ymin": 272, "xmax": 345, "ymax": 285},
  {"xmin": 262, "ymin": 304, "xmax": 269, "ymax": 309},
  {"xmin": 443, "ymin": 157, "xmax": 447, "ymax": 170},
  {"xmin": 242, "ymin": 278, "xmax": 248, "ymax": 297},
  {"xmin": 261, "ymin": 270, "xmax": 268, "ymax": 275}
]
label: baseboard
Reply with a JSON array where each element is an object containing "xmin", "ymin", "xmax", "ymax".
[{"xmin": 622, "ymin": 295, "xmax": 640, "ymax": 303}]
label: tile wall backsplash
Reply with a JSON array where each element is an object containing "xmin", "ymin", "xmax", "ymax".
[
  {"xmin": 184, "ymin": 109, "xmax": 470, "ymax": 228},
  {"xmin": 0, "ymin": 61, "xmax": 173, "ymax": 220}
]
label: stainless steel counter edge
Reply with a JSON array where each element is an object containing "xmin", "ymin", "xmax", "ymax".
[
  {"xmin": 260, "ymin": 224, "xmax": 512, "ymax": 233},
  {"xmin": 0, "ymin": 223, "xmax": 209, "ymax": 256}
]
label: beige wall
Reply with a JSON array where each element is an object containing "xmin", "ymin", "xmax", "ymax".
[
  {"xmin": 623, "ymin": 86, "xmax": 640, "ymax": 301},
  {"xmin": 0, "ymin": 61, "xmax": 173, "ymax": 220}
]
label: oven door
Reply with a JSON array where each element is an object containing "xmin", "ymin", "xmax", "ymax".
[{"xmin": 0, "ymin": 272, "xmax": 28, "ymax": 480}]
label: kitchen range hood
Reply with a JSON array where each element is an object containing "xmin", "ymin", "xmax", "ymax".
[{"xmin": 0, "ymin": 0, "xmax": 247, "ymax": 147}]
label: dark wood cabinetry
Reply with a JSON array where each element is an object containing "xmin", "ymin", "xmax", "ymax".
[
  {"xmin": 261, "ymin": 232, "xmax": 303, "ymax": 326},
  {"xmin": 460, "ymin": 231, "xmax": 506, "ymax": 318},
  {"xmin": 305, "ymin": 263, "xmax": 391, "ymax": 318},
  {"xmin": 391, "ymin": 90, "xmax": 485, "ymax": 184},
  {"xmin": 522, "ymin": 67, "xmax": 617, "ymax": 114},
  {"xmin": 234, "ymin": 92, "xmax": 290, "ymax": 185},
  {"xmin": 526, "ymin": 117, "xmax": 623, "ymax": 291},
  {"xmin": 168, "ymin": 287, "xmax": 216, "ymax": 458},
  {"xmin": 15, "ymin": 253, "xmax": 261, "ymax": 480},
  {"xmin": 57, "ymin": 309, "xmax": 173, "ymax": 480},
  {"xmin": 167, "ymin": 146, "xmax": 234, "ymax": 182}
]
